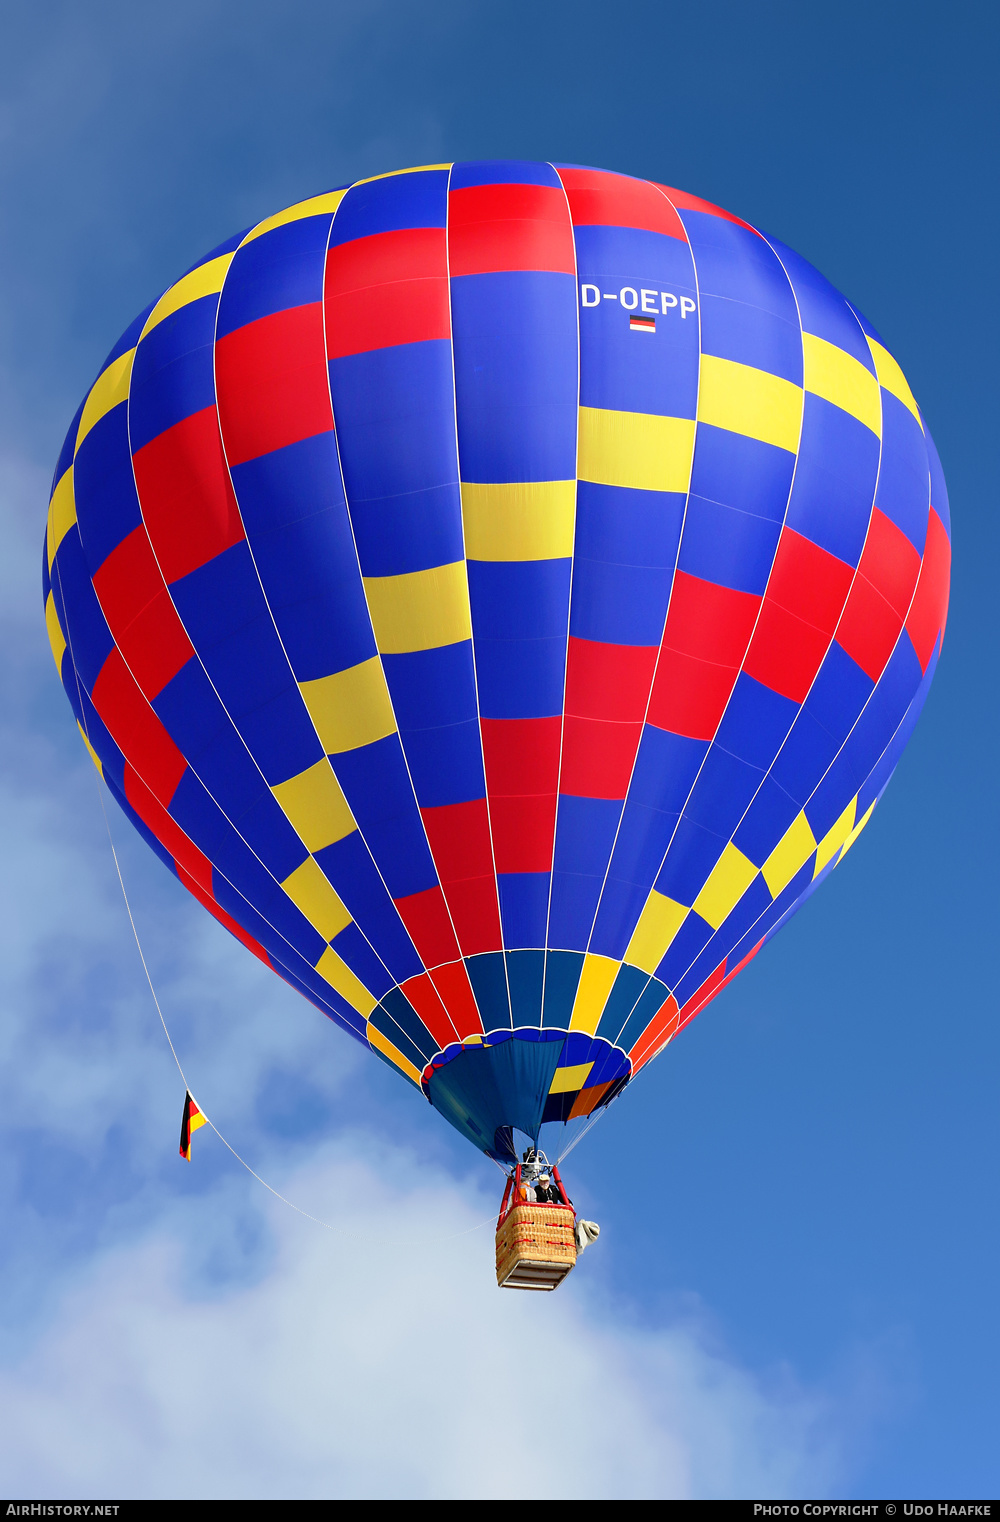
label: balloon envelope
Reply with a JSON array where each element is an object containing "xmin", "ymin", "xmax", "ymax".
[{"xmin": 45, "ymin": 162, "xmax": 950, "ymax": 1161}]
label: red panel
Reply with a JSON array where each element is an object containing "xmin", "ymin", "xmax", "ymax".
[
  {"xmin": 661, "ymin": 571, "xmax": 761, "ymax": 666},
  {"xmin": 428, "ymin": 959, "xmax": 484, "ymax": 1038},
  {"xmin": 743, "ymin": 600, "xmax": 832, "ymax": 703},
  {"xmin": 905, "ymin": 507, "xmax": 952, "ymax": 671},
  {"xmin": 564, "ymin": 638, "xmax": 658, "ymax": 722},
  {"xmin": 836, "ymin": 575, "xmax": 904, "ymax": 682},
  {"xmin": 325, "ymin": 227, "xmax": 450, "ymax": 358},
  {"xmin": 764, "ymin": 527, "xmax": 854, "ymax": 634},
  {"xmin": 490, "ymin": 793, "xmax": 557, "ymax": 873},
  {"xmin": 481, "ymin": 716, "xmax": 561, "ymax": 795},
  {"xmin": 559, "ymin": 716, "xmax": 642, "ymax": 799},
  {"xmin": 655, "ymin": 184, "xmax": 758, "ymax": 233},
  {"xmin": 92, "ymin": 650, "xmax": 186, "ymax": 806},
  {"xmin": 400, "ymin": 972, "xmax": 459, "ymax": 1049},
  {"xmin": 133, "ymin": 407, "xmax": 245, "ymax": 583},
  {"xmin": 677, "ymin": 959, "xmax": 729, "ymax": 1031},
  {"xmin": 123, "ymin": 761, "xmax": 211, "ymax": 892},
  {"xmin": 856, "ymin": 507, "xmax": 922, "ymax": 619},
  {"xmin": 92, "ymin": 526, "xmax": 194, "ymax": 700},
  {"xmin": 215, "ymin": 303, "xmax": 332, "ymax": 465},
  {"xmin": 393, "ymin": 884, "xmax": 460, "ymax": 968},
  {"xmin": 628, "ymin": 994, "xmax": 680, "ymax": 1073},
  {"xmin": 557, "ymin": 168, "xmax": 686, "ymax": 241},
  {"xmin": 448, "ymin": 183, "xmax": 575, "ymax": 276},
  {"xmin": 646, "ymin": 647, "xmax": 739, "ymax": 740},
  {"xmin": 567, "ymin": 1079, "xmax": 618, "ymax": 1119},
  {"xmin": 421, "ymin": 797, "xmax": 502, "ymax": 956}
]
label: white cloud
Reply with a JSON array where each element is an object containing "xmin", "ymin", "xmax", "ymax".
[{"xmin": 0, "ymin": 1142, "xmax": 844, "ymax": 1500}]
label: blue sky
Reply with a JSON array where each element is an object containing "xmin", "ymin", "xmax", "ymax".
[{"xmin": 1, "ymin": 0, "xmax": 997, "ymax": 1499}]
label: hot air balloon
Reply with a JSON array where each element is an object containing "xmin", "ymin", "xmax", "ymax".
[{"xmin": 44, "ymin": 162, "xmax": 950, "ymax": 1286}]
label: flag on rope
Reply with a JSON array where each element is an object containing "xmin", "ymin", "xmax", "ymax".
[{"xmin": 179, "ymin": 1091, "xmax": 207, "ymax": 1160}]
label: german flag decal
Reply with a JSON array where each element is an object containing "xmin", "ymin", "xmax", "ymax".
[{"xmin": 179, "ymin": 1091, "xmax": 207, "ymax": 1160}]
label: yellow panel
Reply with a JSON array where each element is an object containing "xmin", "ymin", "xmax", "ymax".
[
  {"xmin": 142, "ymin": 253, "xmax": 235, "ymax": 335},
  {"xmin": 549, "ymin": 1062, "xmax": 594, "ymax": 1095},
  {"xmin": 568, "ymin": 954, "xmax": 621, "ymax": 1035},
  {"xmin": 693, "ymin": 842, "xmax": 758, "ymax": 930},
  {"xmin": 354, "ymin": 163, "xmax": 452, "ymax": 185},
  {"xmin": 363, "ymin": 560, "xmax": 472, "ymax": 654},
  {"xmin": 841, "ymin": 800, "xmax": 875, "ymax": 856},
  {"xmin": 697, "ymin": 355, "xmax": 802, "ymax": 453},
  {"xmin": 868, "ymin": 339, "xmax": 922, "ymax": 427},
  {"xmin": 762, "ymin": 812, "xmax": 817, "ymax": 898},
  {"xmin": 282, "ymin": 857, "xmax": 352, "ymax": 941},
  {"xmin": 45, "ymin": 591, "xmax": 66, "ymax": 672},
  {"xmin": 802, "ymin": 333, "xmax": 881, "ymax": 436},
  {"xmin": 299, "ymin": 657, "xmax": 396, "ymax": 754},
  {"xmin": 366, "ymin": 1022, "xmax": 423, "ymax": 1085},
  {"xmin": 578, "ymin": 407, "xmax": 695, "ymax": 493},
  {"xmin": 77, "ymin": 722, "xmax": 102, "ymax": 773},
  {"xmin": 315, "ymin": 946, "xmax": 377, "ymax": 1017},
  {"xmin": 46, "ymin": 467, "xmax": 77, "ymax": 571},
  {"xmin": 242, "ymin": 189, "xmax": 349, "ymax": 244},
  {"xmin": 461, "ymin": 480, "xmax": 576, "ymax": 561},
  {"xmin": 75, "ymin": 349, "xmax": 135, "ymax": 453},
  {"xmin": 272, "ymin": 758, "xmax": 355, "ymax": 852},
  {"xmin": 624, "ymin": 890, "xmax": 689, "ymax": 975},
  {"xmin": 814, "ymin": 798, "xmax": 857, "ymax": 876}
]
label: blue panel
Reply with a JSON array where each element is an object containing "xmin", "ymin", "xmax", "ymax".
[
  {"xmin": 596, "ymin": 964, "xmax": 651, "ymax": 1044},
  {"xmin": 683, "ymin": 744, "xmax": 761, "ymax": 838},
  {"xmin": 229, "ymin": 786, "xmax": 307, "ymax": 883},
  {"xmin": 604, "ymin": 801, "xmax": 680, "ymax": 894},
  {"xmin": 506, "ymin": 949, "xmax": 545, "ymax": 1024},
  {"xmin": 628, "ymin": 724, "xmax": 708, "ymax": 813},
  {"xmin": 684, "ymin": 212, "xmax": 798, "ymax": 327},
  {"xmin": 73, "ymin": 406, "xmax": 143, "ymax": 571},
  {"xmin": 858, "ymin": 640, "xmax": 936, "ymax": 812},
  {"xmin": 382, "ymin": 643, "xmax": 477, "ymax": 730},
  {"xmin": 153, "ymin": 656, "xmax": 233, "ymax": 768},
  {"xmin": 568, "ymin": 555, "xmax": 672, "ymax": 646},
  {"xmin": 100, "ymin": 299, "xmax": 159, "ymax": 371},
  {"xmin": 467, "ymin": 559, "xmax": 570, "ymax": 640},
  {"xmin": 926, "ymin": 432, "xmax": 950, "ymax": 537},
  {"xmin": 840, "ymin": 635, "xmax": 922, "ymax": 782},
  {"xmin": 236, "ymin": 682, "xmax": 325, "ymax": 787},
  {"xmin": 548, "ymin": 795, "xmax": 622, "ymax": 950},
  {"xmin": 689, "ymin": 425, "xmax": 794, "ymax": 519},
  {"xmin": 180, "ymin": 228, "xmax": 254, "ymax": 277},
  {"xmin": 678, "ymin": 494, "xmax": 783, "ymax": 595},
  {"xmin": 803, "ymin": 750, "xmax": 866, "ymax": 841},
  {"xmin": 498, "ymin": 873, "xmax": 549, "ymax": 949},
  {"xmin": 466, "ymin": 951, "xmax": 512, "ymax": 1029},
  {"xmin": 231, "ymin": 433, "xmax": 376, "ymax": 681},
  {"xmin": 329, "ymin": 341, "xmax": 458, "ymax": 503},
  {"xmin": 575, "ymin": 480, "xmax": 685, "ymax": 568},
  {"xmin": 51, "ymin": 532, "xmax": 114, "ymax": 689},
  {"xmin": 473, "ymin": 636, "xmax": 567, "ymax": 718},
  {"xmin": 331, "ymin": 735, "xmax": 437, "ymax": 899},
  {"xmin": 715, "ymin": 673, "xmax": 799, "ymax": 769},
  {"xmin": 400, "ymin": 716, "xmax": 485, "ymax": 808},
  {"xmin": 732, "ymin": 776, "xmax": 802, "ymax": 867},
  {"xmin": 805, "ymin": 642, "xmax": 875, "ymax": 747},
  {"xmin": 785, "ymin": 395, "xmax": 879, "ymax": 567},
  {"xmin": 349, "ymin": 481, "xmax": 465, "ymax": 576},
  {"xmin": 876, "ymin": 395, "xmax": 929, "ymax": 555},
  {"xmin": 450, "ymin": 160, "xmax": 562, "ymax": 189},
  {"xmin": 699, "ymin": 294, "xmax": 802, "ymax": 385},
  {"xmin": 313, "ymin": 835, "xmax": 420, "ymax": 983},
  {"xmin": 379, "ymin": 985, "xmax": 437, "ymax": 1057},
  {"xmin": 329, "ymin": 921, "xmax": 395, "ymax": 1003},
  {"xmin": 542, "ymin": 950, "xmax": 584, "ymax": 1028},
  {"xmin": 574, "ymin": 225, "xmax": 699, "ymax": 417},
  {"xmin": 768, "ymin": 239, "xmax": 874, "ymax": 368},
  {"xmin": 451, "ymin": 271, "xmax": 578, "ymax": 482},
  {"xmin": 329, "ymin": 169, "xmax": 449, "ymax": 247},
  {"xmin": 654, "ymin": 816, "xmax": 726, "ymax": 905},
  {"xmin": 369, "ymin": 1003, "xmax": 429, "ymax": 1072},
  {"xmin": 590, "ymin": 874, "xmax": 655, "ymax": 960},
  {"xmin": 216, "ymin": 215, "xmax": 333, "ymax": 338},
  {"xmin": 128, "ymin": 295, "xmax": 219, "ymax": 451},
  {"xmin": 766, "ymin": 702, "xmax": 840, "ymax": 802},
  {"xmin": 655, "ymin": 909, "xmax": 715, "ymax": 991},
  {"xmin": 52, "ymin": 398, "xmax": 86, "ymax": 490}
]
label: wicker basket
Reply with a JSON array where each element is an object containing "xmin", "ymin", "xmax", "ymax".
[{"xmin": 495, "ymin": 1203, "xmax": 577, "ymax": 1291}]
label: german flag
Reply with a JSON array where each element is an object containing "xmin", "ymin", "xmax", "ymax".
[{"xmin": 179, "ymin": 1091, "xmax": 207, "ymax": 1160}]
